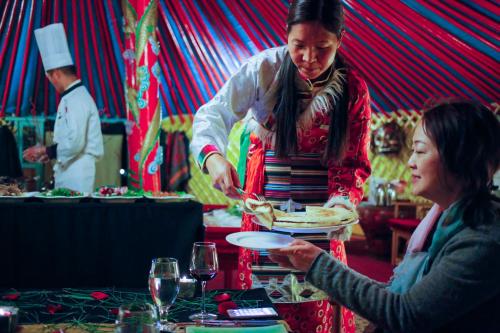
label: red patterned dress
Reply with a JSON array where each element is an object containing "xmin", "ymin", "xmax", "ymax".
[
  {"xmin": 238, "ymin": 69, "xmax": 371, "ymax": 333},
  {"xmin": 191, "ymin": 46, "xmax": 371, "ymax": 333}
]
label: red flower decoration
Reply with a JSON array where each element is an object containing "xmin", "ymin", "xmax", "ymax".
[
  {"xmin": 214, "ymin": 293, "xmax": 231, "ymax": 303},
  {"xmin": 90, "ymin": 291, "xmax": 109, "ymax": 300},
  {"xmin": 218, "ymin": 301, "xmax": 237, "ymax": 316},
  {"xmin": 2, "ymin": 293, "xmax": 20, "ymax": 301},
  {"xmin": 47, "ymin": 304, "xmax": 63, "ymax": 314},
  {"xmin": 110, "ymin": 308, "xmax": 119, "ymax": 316}
]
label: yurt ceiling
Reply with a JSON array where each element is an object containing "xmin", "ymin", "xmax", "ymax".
[{"xmin": 0, "ymin": 0, "xmax": 498, "ymax": 120}]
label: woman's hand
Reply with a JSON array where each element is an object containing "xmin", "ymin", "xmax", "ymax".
[
  {"xmin": 205, "ymin": 153, "xmax": 241, "ymax": 199},
  {"xmin": 268, "ymin": 239, "xmax": 324, "ymax": 272}
]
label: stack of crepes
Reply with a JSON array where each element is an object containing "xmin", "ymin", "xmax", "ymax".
[{"xmin": 244, "ymin": 198, "xmax": 358, "ymax": 230}]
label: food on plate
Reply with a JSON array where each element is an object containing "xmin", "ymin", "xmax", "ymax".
[
  {"xmin": 244, "ymin": 198, "xmax": 276, "ymax": 229},
  {"xmin": 0, "ymin": 183, "xmax": 23, "ymax": 196},
  {"xmin": 274, "ymin": 205, "xmax": 358, "ymax": 227},
  {"xmin": 41, "ymin": 188, "xmax": 83, "ymax": 197},
  {"xmin": 244, "ymin": 197, "xmax": 358, "ymax": 230},
  {"xmin": 96, "ymin": 186, "xmax": 142, "ymax": 197},
  {"xmin": 146, "ymin": 191, "xmax": 181, "ymax": 197}
]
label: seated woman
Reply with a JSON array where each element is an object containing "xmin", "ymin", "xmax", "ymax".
[{"xmin": 270, "ymin": 100, "xmax": 500, "ymax": 333}]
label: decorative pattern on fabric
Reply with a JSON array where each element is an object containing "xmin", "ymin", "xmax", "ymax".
[
  {"xmin": 237, "ymin": 134, "xmax": 356, "ymax": 333},
  {"xmin": 257, "ymin": 147, "xmax": 331, "ymax": 284},
  {"xmin": 263, "ymin": 151, "xmax": 328, "ymax": 206},
  {"xmin": 197, "ymin": 144, "xmax": 220, "ymax": 170},
  {"xmin": 249, "ymin": 65, "xmax": 345, "ymax": 148},
  {"xmin": 296, "ymin": 67, "xmax": 346, "ymax": 131},
  {"xmin": 0, "ymin": 288, "xmax": 272, "ymax": 329},
  {"xmin": 161, "ymin": 131, "xmax": 191, "ymax": 191}
]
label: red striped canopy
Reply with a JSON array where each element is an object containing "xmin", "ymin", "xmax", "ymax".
[{"xmin": 0, "ymin": 0, "xmax": 498, "ymax": 120}]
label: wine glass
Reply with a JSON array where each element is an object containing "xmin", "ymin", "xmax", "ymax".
[
  {"xmin": 148, "ymin": 257, "xmax": 180, "ymax": 332},
  {"xmin": 188, "ymin": 242, "xmax": 219, "ymax": 321}
]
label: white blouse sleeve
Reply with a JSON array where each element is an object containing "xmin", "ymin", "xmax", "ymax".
[{"xmin": 190, "ymin": 47, "xmax": 285, "ymax": 169}]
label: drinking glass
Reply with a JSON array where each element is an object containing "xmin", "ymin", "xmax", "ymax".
[
  {"xmin": 115, "ymin": 303, "xmax": 158, "ymax": 333},
  {"xmin": 188, "ymin": 242, "xmax": 219, "ymax": 321},
  {"xmin": 148, "ymin": 257, "xmax": 180, "ymax": 332}
]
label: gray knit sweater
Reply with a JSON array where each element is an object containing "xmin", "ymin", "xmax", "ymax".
[{"xmin": 306, "ymin": 216, "xmax": 500, "ymax": 332}]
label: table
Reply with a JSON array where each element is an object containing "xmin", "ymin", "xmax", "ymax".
[
  {"xmin": 0, "ymin": 288, "xmax": 285, "ymax": 332},
  {"xmin": 0, "ymin": 200, "xmax": 204, "ymax": 288}
]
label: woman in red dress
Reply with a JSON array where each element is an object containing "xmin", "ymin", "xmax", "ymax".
[{"xmin": 191, "ymin": 1, "xmax": 371, "ymax": 331}]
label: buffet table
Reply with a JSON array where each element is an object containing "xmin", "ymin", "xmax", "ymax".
[{"xmin": 0, "ymin": 199, "xmax": 204, "ymax": 288}]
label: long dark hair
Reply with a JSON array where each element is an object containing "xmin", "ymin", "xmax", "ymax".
[
  {"xmin": 422, "ymin": 100, "xmax": 500, "ymax": 227},
  {"xmin": 273, "ymin": 0, "xmax": 348, "ymax": 161}
]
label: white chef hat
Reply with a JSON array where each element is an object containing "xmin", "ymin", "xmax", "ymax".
[{"xmin": 34, "ymin": 23, "xmax": 74, "ymax": 71}]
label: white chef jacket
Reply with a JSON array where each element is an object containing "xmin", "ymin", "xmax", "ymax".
[{"xmin": 53, "ymin": 79, "xmax": 103, "ymax": 193}]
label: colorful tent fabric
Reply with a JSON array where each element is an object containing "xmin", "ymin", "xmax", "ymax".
[
  {"xmin": 0, "ymin": 0, "xmax": 498, "ymax": 120},
  {"xmin": 0, "ymin": 0, "xmax": 125, "ymax": 118}
]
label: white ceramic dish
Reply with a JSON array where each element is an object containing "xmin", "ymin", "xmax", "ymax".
[
  {"xmin": 0, "ymin": 192, "xmax": 38, "ymax": 202},
  {"xmin": 252, "ymin": 214, "xmax": 359, "ymax": 234},
  {"xmin": 35, "ymin": 193, "xmax": 88, "ymax": 203},
  {"xmin": 226, "ymin": 231, "xmax": 294, "ymax": 250},
  {"xmin": 91, "ymin": 192, "xmax": 141, "ymax": 203},
  {"xmin": 144, "ymin": 193, "xmax": 195, "ymax": 202}
]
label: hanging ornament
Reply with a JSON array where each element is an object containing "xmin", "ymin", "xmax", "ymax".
[{"xmin": 371, "ymin": 121, "xmax": 405, "ymax": 155}]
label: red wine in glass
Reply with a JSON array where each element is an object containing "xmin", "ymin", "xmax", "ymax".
[
  {"xmin": 188, "ymin": 242, "xmax": 219, "ymax": 321},
  {"xmin": 189, "ymin": 269, "xmax": 217, "ymax": 282}
]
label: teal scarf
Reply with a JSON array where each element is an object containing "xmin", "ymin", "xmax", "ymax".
[{"xmin": 388, "ymin": 202, "xmax": 465, "ymax": 294}]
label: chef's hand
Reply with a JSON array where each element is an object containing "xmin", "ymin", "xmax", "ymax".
[
  {"xmin": 205, "ymin": 153, "xmax": 241, "ymax": 199},
  {"xmin": 23, "ymin": 145, "xmax": 47, "ymax": 163},
  {"xmin": 38, "ymin": 153, "xmax": 50, "ymax": 163},
  {"xmin": 268, "ymin": 239, "xmax": 323, "ymax": 272}
]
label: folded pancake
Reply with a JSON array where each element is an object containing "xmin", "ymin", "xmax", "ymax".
[
  {"xmin": 274, "ymin": 206, "xmax": 358, "ymax": 228},
  {"xmin": 245, "ymin": 198, "xmax": 275, "ymax": 229},
  {"xmin": 244, "ymin": 197, "xmax": 358, "ymax": 229}
]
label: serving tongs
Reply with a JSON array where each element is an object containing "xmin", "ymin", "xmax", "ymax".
[{"xmin": 236, "ymin": 188, "xmax": 266, "ymax": 215}]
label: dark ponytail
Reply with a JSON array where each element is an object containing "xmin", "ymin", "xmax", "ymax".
[
  {"xmin": 325, "ymin": 56, "xmax": 349, "ymax": 162},
  {"xmin": 274, "ymin": 54, "xmax": 299, "ymax": 157}
]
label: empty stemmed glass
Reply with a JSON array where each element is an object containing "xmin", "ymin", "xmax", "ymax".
[
  {"xmin": 188, "ymin": 242, "xmax": 219, "ymax": 321},
  {"xmin": 148, "ymin": 257, "xmax": 180, "ymax": 332}
]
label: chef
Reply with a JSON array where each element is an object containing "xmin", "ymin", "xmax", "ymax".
[{"xmin": 23, "ymin": 23, "xmax": 103, "ymax": 193}]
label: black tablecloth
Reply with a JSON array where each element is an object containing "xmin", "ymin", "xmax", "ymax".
[{"xmin": 0, "ymin": 200, "xmax": 204, "ymax": 288}]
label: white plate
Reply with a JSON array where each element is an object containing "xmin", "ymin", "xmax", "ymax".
[
  {"xmin": 0, "ymin": 192, "xmax": 38, "ymax": 202},
  {"xmin": 252, "ymin": 214, "xmax": 359, "ymax": 234},
  {"xmin": 91, "ymin": 192, "xmax": 141, "ymax": 203},
  {"xmin": 226, "ymin": 231, "xmax": 294, "ymax": 250},
  {"xmin": 144, "ymin": 193, "xmax": 195, "ymax": 202},
  {"xmin": 35, "ymin": 193, "xmax": 88, "ymax": 203}
]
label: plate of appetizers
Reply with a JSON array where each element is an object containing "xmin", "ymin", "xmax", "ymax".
[
  {"xmin": 144, "ymin": 191, "xmax": 195, "ymax": 202},
  {"xmin": 35, "ymin": 188, "xmax": 88, "ymax": 203},
  {"xmin": 0, "ymin": 192, "xmax": 39, "ymax": 202},
  {"xmin": 91, "ymin": 186, "xmax": 143, "ymax": 203}
]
